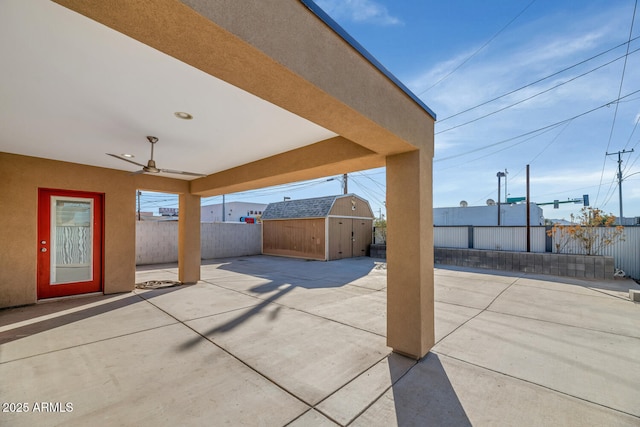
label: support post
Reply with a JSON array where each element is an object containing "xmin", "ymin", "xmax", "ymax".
[
  {"xmin": 178, "ymin": 193, "xmax": 201, "ymax": 284},
  {"xmin": 526, "ymin": 164, "xmax": 531, "ymax": 252},
  {"xmin": 386, "ymin": 150, "xmax": 434, "ymax": 359}
]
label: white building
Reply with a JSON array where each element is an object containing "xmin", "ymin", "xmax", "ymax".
[
  {"xmin": 201, "ymin": 201, "xmax": 268, "ymax": 223},
  {"xmin": 434, "ymin": 203, "xmax": 544, "ymax": 226}
]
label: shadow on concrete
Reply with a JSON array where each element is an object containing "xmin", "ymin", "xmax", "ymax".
[
  {"xmin": 391, "ymin": 353, "xmax": 471, "ymax": 426},
  {"xmin": 0, "ymin": 287, "xmax": 185, "ymax": 345},
  {"xmin": 178, "ymin": 256, "xmax": 380, "ymax": 349}
]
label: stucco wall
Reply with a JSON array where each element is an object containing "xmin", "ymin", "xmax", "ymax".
[{"xmin": 0, "ymin": 153, "xmax": 137, "ymax": 308}]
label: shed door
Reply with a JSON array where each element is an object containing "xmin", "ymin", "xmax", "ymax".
[
  {"xmin": 329, "ymin": 218, "xmax": 353, "ymax": 260},
  {"xmin": 37, "ymin": 189, "xmax": 103, "ymax": 299},
  {"xmin": 352, "ymin": 219, "xmax": 372, "ymax": 257}
]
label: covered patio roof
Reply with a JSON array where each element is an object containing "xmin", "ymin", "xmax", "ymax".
[{"xmin": 0, "ymin": 0, "xmax": 434, "ymax": 194}]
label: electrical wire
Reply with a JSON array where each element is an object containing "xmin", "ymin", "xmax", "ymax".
[
  {"xmin": 525, "ymin": 120, "xmax": 574, "ymax": 167},
  {"xmin": 594, "ymin": 0, "xmax": 638, "ymax": 206},
  {"xmin": 353, "ymin": 171, "xmax": 387, "ymax": 193},
  {"xmin": 463, "ymin": 123, "xmax": 571, "ymax": 204},
  {"xmin": 437, "ymin": 35, "xmax": 640, "ymax": 123},
  {"xmin": 435, "ymin": 88, "xmax": 640, "ymax": 163},
  {"xmin": 144, "ymin": 172, "xmax": 392, "ymax": 212},
  {"xmin": 623, "ymin": 115, "xmax": 640, "ymax": 152},
  {"xmin": 435, "ymin": 122, "xmax": 566, "ymax": 171},
  {"xmin": 418, "ymin": 0, "xmax": 537, "ymax": 95},
  {"xmin": 435, "ymin": 46, "xmax": 640, "ymax": 135}
]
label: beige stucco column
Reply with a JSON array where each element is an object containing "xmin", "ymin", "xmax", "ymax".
[
  {"xmin": 386, "ymin": 149, "xmax": 435, "ymax": 359},
  {"xmin": 178, "ymin": 193, "xmax": 201, "ymax": 284}
]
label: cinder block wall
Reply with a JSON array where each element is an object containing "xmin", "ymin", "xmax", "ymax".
[
  {"xmin": 369, "ymin": 244, "xmax": 387, "ymax": 259},
  {"xmin": 136, "ymin": 222, "xmax": 262, "ymax": 265},
  {"xmin": 434, "ymin": 248, "xmax": 615, "ymax": 279}
]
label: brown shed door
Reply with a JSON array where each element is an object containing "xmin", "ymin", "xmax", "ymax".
[
  {"xmin": 352, "ymin": 219, "xmax": 372, "ymax": 257},
  {"xmin": 328, "ymin": 218, "xmax": 372, "ymax": 260},
  {"xmin": 329, "ymin": 218, "xmax": 353, "ymax": 260}
]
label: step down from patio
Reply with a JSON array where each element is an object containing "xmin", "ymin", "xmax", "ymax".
[{"xmin": 630, "ymin": 289, "xmax": 640, "ymax": 302}]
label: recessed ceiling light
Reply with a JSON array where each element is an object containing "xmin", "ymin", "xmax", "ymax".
[
  {"xmin": 122, "ymin": 153, "xmax": 134, "ymax": 158},
  {"xmin": 174, "ymin": 112, "xmax": 193, "ymax": 120}
]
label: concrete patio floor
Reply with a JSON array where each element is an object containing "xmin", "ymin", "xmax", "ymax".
[{"xmin": 1, "ymin": 255, "xmax": 639, "ymax": 426}]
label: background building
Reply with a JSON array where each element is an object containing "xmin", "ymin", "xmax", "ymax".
[
  {"xmin": 434, "ymin": 203, "xmax": 544, "ymax": 226},
  {"xmin": 201, "ymin": 201, "xmax": 267, "ymax": 223}
]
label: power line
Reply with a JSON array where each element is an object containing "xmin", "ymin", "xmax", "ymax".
[
  {"xmin": 463, "ymin": 123, "xmax": 572, "ymax": 205},
  {"xmin": 435, "ymin": 88, "xmax": 640, "ymax": 163},
  {"xmin": 437, "ymin": 35, "xmax": 640, "ymax": 123},
  {"xmin": 525, "ymin": 120, "xmax": 574, "ymax": 167},
  {"xmin": 595, "ymin": 0, "xmax": 638, "ymax": 206},
  {"xmin": 436, "ymin": 46, "xmax": 640, "ymax": 135},
  {"xmin": 353, "ymin": 171, "xmax": 386, "ymax": 193},
  {"xmin": 622, "ymin": 114, "xmax": 640, "ymax": 154},
  {"xmin": 418, "ymin": 0, "xmax": 537, "ymax": 95},
  {"xmin": 618, "ymin": 121, "xmax": 640, "ymax": 187},
  {"xmin": 435, "ymin": 122, "xmax": 567, "ymax": 171}
]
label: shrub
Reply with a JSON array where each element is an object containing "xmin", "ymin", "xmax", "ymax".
[{"xmin": 547, "ymin": 207, "xmax": 625, "ymax": 255}]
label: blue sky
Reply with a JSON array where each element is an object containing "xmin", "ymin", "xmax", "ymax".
[{"xmin": 143, "ymin": 0, "xmax": 640, "ymax": 222}]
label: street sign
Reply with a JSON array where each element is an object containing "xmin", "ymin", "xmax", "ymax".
[{"xmin": 507, "ymin": 196, "xmax": 526, "ymax": 203}]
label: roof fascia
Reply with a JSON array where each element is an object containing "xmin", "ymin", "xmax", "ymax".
[{"xmin": 300, "ymin": 0, "xmax": 436, "ymax": 120}]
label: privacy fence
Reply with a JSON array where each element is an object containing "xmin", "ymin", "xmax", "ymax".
[
  {"xmin": 137, "ymin": 222, "xmax": 639, "ymax": 280},
  {"xmin": 434, "ymin": 225, "xmax": 639, "ymax": 280},
  {"xmin": 136, "ymin": 222, "xmax": 262, "ymax": 265}
]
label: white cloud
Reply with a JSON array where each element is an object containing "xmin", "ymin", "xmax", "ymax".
[{"xmin": 315, "ymin": 0, "xmax": 402, "ymax": 26}]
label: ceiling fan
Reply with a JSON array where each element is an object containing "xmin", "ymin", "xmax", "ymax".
[{"xmin": 107, "ymin": 136, "xmax": 206, "ymax": 177}]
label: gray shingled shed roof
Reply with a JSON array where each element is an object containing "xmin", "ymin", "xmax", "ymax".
[{"xmin": 262, "ymin": 195, "xmax": 340, "ymax": 220}]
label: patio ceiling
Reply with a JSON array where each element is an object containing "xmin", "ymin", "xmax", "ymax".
[{"xmin": 0, "ymin": 0, "xmax": 337, "ymax": 180}]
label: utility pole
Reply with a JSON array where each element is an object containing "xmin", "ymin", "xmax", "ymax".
[
  {"xmin": 343, "ymin": 173, "xmax": 348, "ymax": 195},
  {"xmin": 496, "ymin": 171, "xmax": 506, "ymax": 225},
  {"xmin": 137, "ymin": 191, "xmax": 142, "ymax": 221},
  {"xmin": 504, "ymin": 169, "xmax": 509, "ymax": 202},
  {"xmin": 606, "ymin": 149, "xmax": 634, "ymax": 223},
  {"xmin": 222, "ymin": 194, "xmax": 226, "ymax": 222},
  {"xmin": 526, "ymin": 165, "xmax": 530, "ymax": 252}
]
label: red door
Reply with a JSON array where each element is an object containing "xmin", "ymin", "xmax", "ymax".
[{"xmin": 37, "ymin": 189, "xmax": 104, "ymax": 299}]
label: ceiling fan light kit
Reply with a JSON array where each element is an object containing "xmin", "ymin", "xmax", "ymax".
[{"xmin": 107, "ymin": 136, "xmax": 206, "ymax": 177}]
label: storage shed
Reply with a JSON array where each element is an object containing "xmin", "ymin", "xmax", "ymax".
[{"xmin": 262, "ymin": 194, "xmax": 374, "ymax": 260}]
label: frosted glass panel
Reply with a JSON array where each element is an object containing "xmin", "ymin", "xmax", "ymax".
[{"xmin": 51, "ymin": 198, "xmax": 93, "ymax": 284}]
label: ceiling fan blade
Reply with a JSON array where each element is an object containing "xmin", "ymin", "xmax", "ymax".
[
  {"xmin": 159, "ymin": 168, "xmax": 206, "ymax": 177},
  {"xmin": 130, "ymin": 169, "xmax": 146, "ymax": 175},
  {"xmin": 107, "ymin": 153, "xmax": 147, "ymax": 168}
]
